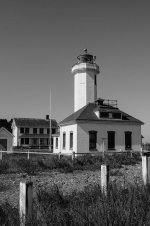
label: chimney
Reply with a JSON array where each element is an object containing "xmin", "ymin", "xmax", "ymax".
[{"xmin": 46, "ymin": 115, "xmax": 49, "ymax": 120}]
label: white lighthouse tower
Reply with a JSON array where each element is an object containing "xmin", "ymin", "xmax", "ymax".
[{"xmin": 72, "ymin": 49, "xmax": 100, "ymax": 112}]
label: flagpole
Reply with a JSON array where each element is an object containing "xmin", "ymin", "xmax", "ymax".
[{"xmin": 49, "ymin": 88, "xmax": 51, "ymax": 151}]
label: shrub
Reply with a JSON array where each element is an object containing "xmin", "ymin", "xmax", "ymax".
[
  {"xmin": 16, "ymin": 159, "xmax": 37, "ymax": 175},
  {"xmin": 0, "ymin": 203, "xmax": 19, "ymax": 226},
  {"xmin": 2, "ymin": 182, "xmax": 150, "ymax": 225},
  {"xmin": 0, "ymin": 160, "xmax": 10, "ymax": 174},
  {"xmin": 56, "ymin": 157, "xmax": 74, "ymax": 173},
  {"xmin": 33, "ymin": 182, "xmax": 150, "ymax": 225}
]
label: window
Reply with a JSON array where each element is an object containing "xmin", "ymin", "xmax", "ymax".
[
  {"xmin": 94, "ymin": 75, "xmax": 97, "ymax": 85},
  {"xmin": 108, "ymin": 131, "xmax": 115, "ymax": 149},
  {"xmin": 52, "ymin": 128, "xmax": 56, "ymax": 134},
  {"xmin": 33, "ymin": 139, "xmax": 37, "ymax": 145},
  {"xmin": 40, "ymin": 128, "xmax": 43, "ymax": 134},
  {"xmin": 125, "ymin": 132, "xmax": 132, "ymax": 149},
  {"xmin": 100, "ymin": 112, "xmax": 109, "ymax": 118},
  {"xmin": 21, "ymin": 138, "xmax": 24, "ymax": 145},
  {"xmin": 89, "ymin": 131, "xmax": 97, "ymax": 150},
  {"xmin": 47, "ymin": 128, "xmax": 50, "ymax": 134},
  {"xmin": 25, "ymin": 128, "xmax": 29, "ymax": 134},
  {"xmin": 25, "ymin": 138, "xmax": 29, "ymax": 145},
  {"xmin": 40, "ymin": 139, "xmax": 43, "ymax": 145},
  {"xmin": 112, "ymin": 113, "xmax": 121, "ymax": 119},
  {"xmin": 47, "ymin": 138, "xmax": 49, "ymax": 145},
  {"xmin": 56, "ymin": 138, "xmax": 58, "ymax": 149},
  {"xmin": 20, "ymin": 128, "xmax": 24, "ymax": 134},
  {"xmin": 33, "ymin": 128, "xmax": 37, "ymax": 134},
  {"xmin": 70, "ymin": 132, "xmax": 73, "ymax": 149},
  {"xmin": 63, "ymin": 133, "xmax": 66, "ymax": 149}
]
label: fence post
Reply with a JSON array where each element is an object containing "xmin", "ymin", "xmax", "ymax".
[
  {"xmin": 142, "ymin": 154, "xmax": 149, "ymax": 185},
  {"xmin": 101, "ymin": 164, "xmax": 109, "ymax": 195},
  {"xmin": 72, "ymin": 152, "xmax": 75, "ymax": 161},
  {"xmin": 20, "ymin": 180, "xmax": 33, "ymax": 226},
  {"xmin": 0, "ymin": 150, "xmax": 2, "ymax": 160}
]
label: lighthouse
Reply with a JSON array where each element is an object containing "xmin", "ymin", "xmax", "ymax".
[
  {"xmin": 53, "ymin": 50, "xmax": 143, "ymax": 155},
  {"xmin": 72, "ymin": 49, "xmax": 100, "ymax": 112}
]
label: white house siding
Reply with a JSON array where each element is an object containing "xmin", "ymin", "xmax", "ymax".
[
  {"xmin": 77, "ymin": 122, "xmax": 141, "ymax": 153},
  {"xmin": 0, "ymin": 128, "xmax": 13, "ymax": 152},
  {"xmin": 59, "ymin": 124, "xmax": 77, "ymax": 154},
  {"xmin": 53, "ymin": 137, "xmax": 60, "ymax": 153}
]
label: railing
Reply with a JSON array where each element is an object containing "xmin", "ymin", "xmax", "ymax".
[{"xmin": 0, "ymin": 148, "xmax": 143, "ymax": 161}]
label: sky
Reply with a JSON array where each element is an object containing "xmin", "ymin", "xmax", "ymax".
[{"xmin": 0, "ymin": 0, "xmax": 150, "ymax": 142}]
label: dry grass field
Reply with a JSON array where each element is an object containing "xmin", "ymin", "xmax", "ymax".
[
  {"xmin": 0, "ymin": 158, "xmax": 142, "ymax": 208},
  {"xmin": 0, "ymin": 153, "xmax": 146, "ymax": 225}
]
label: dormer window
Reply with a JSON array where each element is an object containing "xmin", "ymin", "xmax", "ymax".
[
  {"xmin": 100, "ymin": 112, "xmax": 109, "ymax": 118},
  {"xmin": 113, "ymin": 113, "xmax": 121, "ymax": 119},
  {"xmin": 99, "ymin": 111, "xmax": 122, "ymax": 119}
]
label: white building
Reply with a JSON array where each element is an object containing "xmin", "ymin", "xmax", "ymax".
[
  {"xmin": 53, "ymin": 50, "xmax": 144, "ymax": 154},
  {"xmin": 12, "ymin": 115, "xmax": 58, "ymax": 149},
  {"xmin": 0, "ymin": 127, "xmax": 13, "ymax": 152}
]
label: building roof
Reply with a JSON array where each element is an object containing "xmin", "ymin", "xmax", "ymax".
[
  {"xmin": 14, "ymin": 118, "xmax": 58, "ymax": 128},
  {"xmin": 59, "ymin": 102, "xmax": 144, "ymax": 126},
  {"xmin": 0, "ymin": 127, "xmax": 13, "ymax": 137}
]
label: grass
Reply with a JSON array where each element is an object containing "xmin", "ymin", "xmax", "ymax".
[
  {"xmin": 0, "ymin": 151, "xmax": 141, "ymax": 175},
  {"xmin": 0, "ymin": 152, "xmax": 143, "ymax": 225},
  {"xmin": 1, "ymin": 182, "xmax": 150, "ymax": 226}
]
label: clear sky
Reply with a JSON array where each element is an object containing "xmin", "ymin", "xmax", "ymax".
[{"xmin": 0, "ymin": 0, "xmax": 150, "ymax": 142}]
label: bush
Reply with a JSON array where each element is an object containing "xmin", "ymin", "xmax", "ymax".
[
  {"xmin": 1, "ymin": 181, "xmax": 150, "ymax": 225},
  {"xmin": 33, "ymin": 183, "xmax": 150, "ymax": 225},
  {"xmin": 0, "ymin": 151, "xmax": 141, "ymax": 174},
  {"xmin": 56, "ymin": 157, "xmax": 74, "ymax": 173},
  {"xmin": 16, "ymin": 159, "xmax": 37, "ymax": 175},
  {"xmin": 0, "ymin": 160, "xmax": 10, "ymax": 174},
  {"xmin": 0, "ymin": 203, "xmax": 19, "ymax": 226}
]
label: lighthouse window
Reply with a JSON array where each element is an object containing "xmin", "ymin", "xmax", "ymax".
[
  {"xmin": 94, "ymin": 75, "xmax": 97, "ymax": 85},
  {"xmin": 125, "ymin": 132, "xmax": 132, "ymax": 150},
  {"xmin": 108, "ymin": 131, "xmax": 115, "ymax": 150},
  {"xmin": 89, "ymin": 131, "xmax": 97, "ymax": 150},
  {"xmin": 70, "ymin": 132, "xmax": 73, "ymax": 149},
  {"xmin": 63, "ymin": 132, "xmax": 66, "ymax": 149},
  {"xmin": 56, "ymin": 138, "xmax": 58, "ymax": 149},
  {"xmin": 112, "ymin": 113, "xmax": 121, "ymax": 119},
  {"xmin": 100, "ymin": 112, "xmax": 109, "ymax": 118}
]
